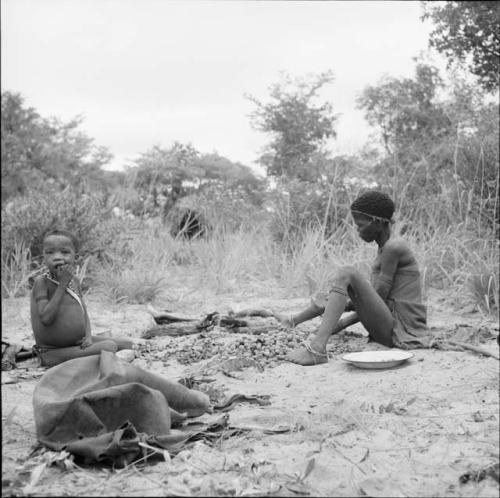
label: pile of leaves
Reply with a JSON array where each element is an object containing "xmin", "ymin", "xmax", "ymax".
[{"xmin": 137, "ymin": 326, "xmax": 369, "ymax": 368}]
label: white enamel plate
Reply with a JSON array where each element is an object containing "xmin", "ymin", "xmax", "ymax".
[{"xmin": 341, "ymin": 350, "xmax": 414, "ymax": 369}]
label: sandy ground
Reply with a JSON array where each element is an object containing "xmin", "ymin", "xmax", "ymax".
[{"xmin": 1, "ymin": 287, "xmax": 499, "ymax": 497}]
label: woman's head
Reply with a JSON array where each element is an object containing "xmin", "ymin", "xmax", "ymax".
[
  {"xmin": 350, "ymin": 191, "xmax": 395, "ymax": 242},
  {"xmin": 350, "ymin": 190, "xmax": 395, "ymax": 221}
]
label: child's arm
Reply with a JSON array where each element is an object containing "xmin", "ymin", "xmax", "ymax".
[
  {"xmin": 75, "ymin": 278, "xmax": 93, "ymax": 349},
  {"xmin": 32, "ymin": 271, "xmax": 72, "ymax": 325},
  {"xmin": 374, "ymin": 242, "xmax": 401, "ymax": 301}
]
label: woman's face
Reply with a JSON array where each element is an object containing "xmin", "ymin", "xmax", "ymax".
[
  {"xmin": 42, "ymin": 235, "xmax": 76, "ymax": 273},
  {"xmin": 352, "ymin": 212, "xmax": 379, "ymax": 242}
]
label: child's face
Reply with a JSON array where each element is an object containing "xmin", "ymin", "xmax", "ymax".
[
  {"xmin": 43, "ymin": 235, "xmax": 76, "ymax": 273},
  {"xmin": 352, "ymin": 212, "xmax": 380, "ymax": 242}
]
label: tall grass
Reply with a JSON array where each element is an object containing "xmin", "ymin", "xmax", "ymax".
[
  {"xmin": 92, "ymin": 225, "xmax": 175, "ymax": 303},
  {"xmin": 3, "ymin": 215, "xmax": 497, "ymax": 313},
  {"xmin": 1, "ymin": 178, "xmax": 498, "ymax": 315},
  {"xmin": 1, "ymin": 240, "xmax": 40, "ymax": 298},
  {"xmin": 188, "ymin": 225, "xmax": 278, "ymax": 294}
]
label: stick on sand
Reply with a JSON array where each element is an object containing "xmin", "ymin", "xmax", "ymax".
[{"xmin": 447, "ymin": 341, "xmax": 499, "ymax": 360}]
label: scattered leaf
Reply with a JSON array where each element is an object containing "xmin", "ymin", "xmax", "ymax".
[
  {"xmin": 22, "ymin": 463, "xmax": 46, "ymax": 494},
  {"xmin": 286, "ymin": 482, "xmax": 311, "ymax": 495},
  {"xmin": 301, "ymin": 458, "xmax": 316, "ymax": 481},
  {"xmin": 3, "ymin": 406, "xmax": 17, "ymax": 426},
  {"xmin": 473, "ymin": 411, "xmax": 485, "ymax": 423},
  {"xmin": 359, "ymin": 448, "xmax": 370, "ymax": 463}
]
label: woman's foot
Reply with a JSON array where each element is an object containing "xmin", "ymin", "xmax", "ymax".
[
  {"xmin": 146, "ymin": 303, "xmax": 162, "ymax": 318},
  {"xmin": 285, "ymin": 343, "xmax": 328, "ymax": 366},
  {"xmin": 146, "ymin": 303, "xmax": 174, "ymax": 317},
  {"xmin": 273, "ymin": 312, "xmax": 295, "ymax": 328}
]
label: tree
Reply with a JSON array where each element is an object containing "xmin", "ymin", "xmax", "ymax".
[
  {"xmin": 356, "ymin": 62, "xmax": 453, "ymax": 211},
  {"xmin": 357, "ymin": 60, "xmax": 498, "ymax": 235},
  {"xmin": 129, "ymin": 142, "xmax": 201, "ymax": 214},
  {"xmin": 247, "ymin": 71, "xmax": 338, "ymax": 181},
  {"xmin": 356, "ymin": 62, "xmax": 452, "ymax": 158},
  {"xmin": 129, "ymin": 144, "xmax": 265, "ymax": 218},
  {"xmin": 195, "ymin": 152, "xmax": 266, "ymax": 206},
  {"xmin": 1, "ymin": 91, "xmax": 113, "ymax": 202},
  {"xmin": 421, "ymin": 1, "xmax": 500, "ymax": 92}
]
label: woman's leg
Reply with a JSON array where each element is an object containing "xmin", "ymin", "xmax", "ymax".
[
  {"xmin": 39, "ymin": 340, "xmax": 118, "ymax": 368},
  {"xmin": 92, "ymin": 335, "xmax": 134, "ymax": 350},
  {"xmin": 274, "ymin": 301, "xmax": 325, "ymax": 328},
  {"xmin": 286, "ymin": 266, "xmax": 394, "ymax": 366}
]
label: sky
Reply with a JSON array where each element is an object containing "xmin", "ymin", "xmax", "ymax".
[{"xmin": 1, "ymin": 0, "xmax": 447, "ymax": 175}]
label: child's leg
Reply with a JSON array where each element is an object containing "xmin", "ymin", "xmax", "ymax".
[
  {"xmin": 39, "ymin": 340, "xmax": 118, "ymax": 368},
  {"xmin": 286, "ymin": 266, "xmax": 393, "ymax": 366},
  {"xmin": 92, "ymin": 335, "xmax": 134, "ymax": 350}
]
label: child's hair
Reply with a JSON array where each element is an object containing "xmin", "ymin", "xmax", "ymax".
[
  {"xmin": 350, "ymin": 190, "xmax": 395, "ymax": 223},
  {"xmin": 42, "ymin": 229, "xmax": 79, "ymax": 252}
]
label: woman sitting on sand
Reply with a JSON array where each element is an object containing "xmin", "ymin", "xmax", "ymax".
[{"xmin": 275, "ymin": 190, "xmax": 431, "ymax": 366}]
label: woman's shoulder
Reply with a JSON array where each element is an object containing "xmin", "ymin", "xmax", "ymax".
[
  {"xmin": 382, "ymin": 237, "xmax": 418, "ymax": 262},
  {"xmin": 383, "ymin": 237, "xmax": 411, "ymax": 254},
  {"xmin": 384, "ymin": 237, "xmax": 419, "ymax": 267}
]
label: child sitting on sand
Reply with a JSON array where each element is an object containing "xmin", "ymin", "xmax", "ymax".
[
  {"xmin": 31, "ymin": 229, "xmax": 134, "ymax": 367},
  {"xmin": 275, "ymin": 190, "xmax": 431, "ymax": 366}
]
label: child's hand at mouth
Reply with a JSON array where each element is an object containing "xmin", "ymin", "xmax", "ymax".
[{"xmin": 56, "ymin": 264, "xmax": 74, "ymax": 287}]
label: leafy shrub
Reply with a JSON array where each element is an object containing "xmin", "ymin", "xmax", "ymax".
[
  {"xmin": 1, "ymin": 187, "xmax": 138, "ymax": 297},
  {"xmin": 165, "ymin": 187, "xmax": 268, "ymax": 238},
  {"xmin": 2, "ymin": 187, "xmax": 106, "ymax": 262}
]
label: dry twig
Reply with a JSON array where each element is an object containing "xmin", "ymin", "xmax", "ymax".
[{"xmin": 447, "ymin": 341, "xmax": 499, "ymax": 360}]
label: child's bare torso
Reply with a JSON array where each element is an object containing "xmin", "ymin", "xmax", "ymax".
[{"xmin": 31, "ymin": 277, "xmax": 86, "ymax": 348}]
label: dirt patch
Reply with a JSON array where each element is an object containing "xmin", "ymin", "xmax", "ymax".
[{"xmin": 2, "ymin": 290, "xmax": 499, "ymax": 497}]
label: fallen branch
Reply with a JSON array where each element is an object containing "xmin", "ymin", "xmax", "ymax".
[
  {"xmin": 142, "ymin": 314, "xmax": 274, "ymax": 339},
  {"xmin": 447, "ymin": 341, "xmax": 499, "ymax": 360},
  {"xmin": 142, "ymin": 323, "xmax": 206, "ymax": 339}
]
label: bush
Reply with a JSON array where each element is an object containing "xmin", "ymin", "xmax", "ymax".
[
  {"xmin": 165, "ymin": 187, "xmax": 268, "ymax": 238},
  {"xmin": 2, "ymin": 187, "xmax": 107, "ymax": 262},
  {"xmin": 1, "ymin": 187, "xmax": 138, "ymax": 295}
]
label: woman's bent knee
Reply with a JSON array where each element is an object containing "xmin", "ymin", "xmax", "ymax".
[{"xmin": 329, "ymin": 266, "xmax": 360, "ymax": 288}]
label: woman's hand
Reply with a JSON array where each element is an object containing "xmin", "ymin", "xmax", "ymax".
[{"xmin": 344, "ymin": 300, "xmax": 355, "ymax": 312}]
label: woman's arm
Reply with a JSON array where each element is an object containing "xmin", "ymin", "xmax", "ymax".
[{"xmin": 375, "ymin": 242, "xmax": 401, "ymax": 301}]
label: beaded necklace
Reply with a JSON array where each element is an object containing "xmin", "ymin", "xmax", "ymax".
[
  {"xmin": 42, "ymin": 268, "xmax": 79, "ymax": 295},
  {"xmin": 43, "ymin": 268, "xmax": 84, "ymax": 312}
]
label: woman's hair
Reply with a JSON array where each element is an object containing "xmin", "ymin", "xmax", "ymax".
[
  {"xmin": 43, "ymin": 229, "xmax": 79, "ymax": 251},
  {"xmin": 350, "ymin": 190, "xmax": 395, "ymax": 222}
]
